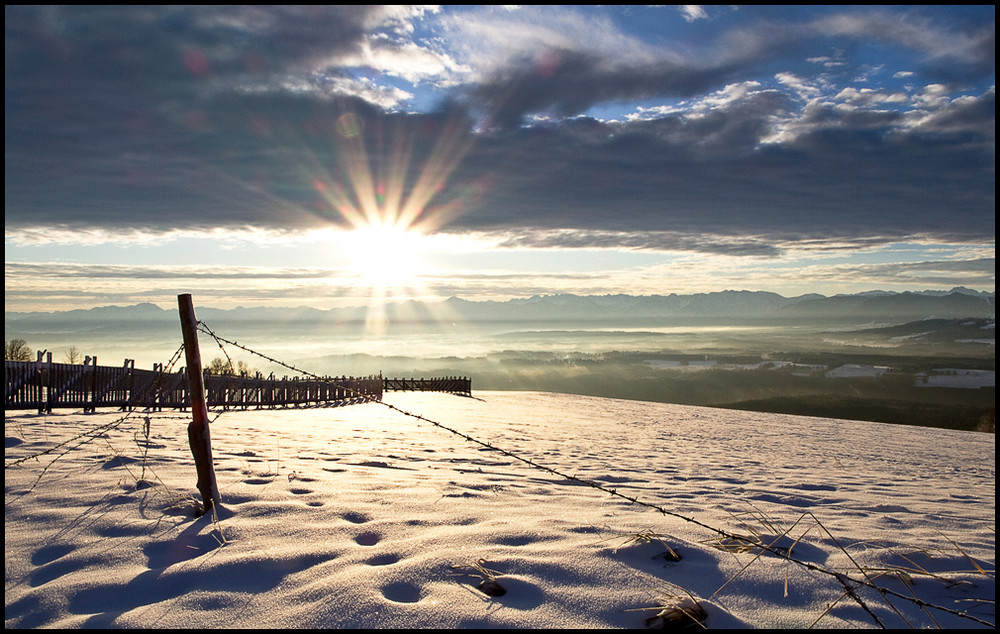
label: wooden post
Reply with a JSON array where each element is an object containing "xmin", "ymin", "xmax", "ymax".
[
  {"xmin": 43, "ymin": 351, "xmax": 53, "ymax": 414},
  {"xmin": 177, "ymin": 293, "xmax": 221, "ymax": 516},
  {"xmin": 90, "ymin": 356, "xmax": 100, "ymax": 412}
]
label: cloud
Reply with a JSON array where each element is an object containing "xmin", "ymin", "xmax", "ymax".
[
  {"xmin": 4, "ymin": 261, "xmax": 342, "ymax": 280},
  {"xmin": 491, "ymin": 229, "xmax": 785, "ymax": 257},
  {"xmin": 4, "ymin": 6, "xmax": 995, "ymax": 257},
  {"xmin": 906, "ymin": 86, "xmax": 995, "ymax": 143},
  {"xmin": 5, "ymin": 81, "xmax": 994, "ymax": 246},
  {"xmin": 811, "ymin": 11, "xmax": 995, "ymax": 73},
  {"xmin": 466, "ymin": 48, "xmax": 750, "ymax": 129},
  {"xmin": 453, "ymin": 8, "xmax": 994, "ymax": 128},
  {"xmin": 442, "ymin": 82, "xmax": 994, "ymax": 242},
  {"xmin": 787, "ymin": 257, "xmax": 997, "ymax": 289},
  {"xmin": 678, "ymin": 6, "xmax": 709, "ymax": 23},
  {"xmin": 439, "ymin": 5, "xmax": 668, "ymax": 76}
]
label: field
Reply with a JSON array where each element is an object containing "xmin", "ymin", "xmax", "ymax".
[
  {"xmin": 307, "ymin": 346, "xmax": 995, "ymax": 432},
  {"xmin": 5, "ymin": 391, "xmax": 995, "ymax": 628}
]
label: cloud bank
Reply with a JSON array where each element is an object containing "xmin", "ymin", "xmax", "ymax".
[{"xmin": 5, "ymin": 6, "xmax": 995, "ymax": 255}]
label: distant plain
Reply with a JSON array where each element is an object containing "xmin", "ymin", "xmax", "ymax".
[{"xmin": 6, "ymin": 294, "xmax": 994, "ymax": 432}]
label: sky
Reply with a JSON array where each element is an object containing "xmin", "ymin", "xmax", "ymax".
[{"xmin": 4, "ymin": 5, "xmax": 996, "ymax": 313}]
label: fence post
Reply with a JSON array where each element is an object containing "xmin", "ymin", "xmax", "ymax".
[
  {"xmin": 34, "ymin": 351, "xmax": 44, "ymax": 414},
  {"xmin": 177, "ymin": 293, "xmax": 221, "ymax": 516},
  {"xmin": 91, "ymin": 356, "xmax": 100, "ymax": 411},
  {"xmin": 42, "ymin": 351, "xmax": 53, "ymax": 414},
  {"xmin": 85, "ymin": 357, "xmax": 95, "ymax": 412},
  {"xmin": 124, "ymin": 359, "xmax": 135, "ymax": 410}
]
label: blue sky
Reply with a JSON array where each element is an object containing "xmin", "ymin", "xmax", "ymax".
[{"xmin": 4, "ymin": 5, "xmax": 995, "ymax": 312}]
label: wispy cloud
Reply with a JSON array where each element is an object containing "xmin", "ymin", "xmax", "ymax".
[{"xmin": 678, "ymin": 6, "xmax": 709, "ymax": 23}]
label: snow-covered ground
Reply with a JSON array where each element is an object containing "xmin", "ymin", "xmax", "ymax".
[
  {"xmin": 825, "ymin": 364, "xmax": 890, "ymax": 379},
  {"xmin": 5, "ymin": 391, "xmax": 995, "ymax": 629}
]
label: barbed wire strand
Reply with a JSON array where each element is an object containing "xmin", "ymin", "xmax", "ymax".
[{"xmin": 194, "ymin": 321, "xmax": 993, "ymax": 628}]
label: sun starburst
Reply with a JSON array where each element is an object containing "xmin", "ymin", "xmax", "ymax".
[{"xmin": 304, "ymin": 110, "xmax": 481, "ymax": 332}]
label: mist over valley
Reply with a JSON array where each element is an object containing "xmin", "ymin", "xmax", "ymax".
[{"xmin": 6, "ymin": 290, "xmax": 994, "ymax": 432}]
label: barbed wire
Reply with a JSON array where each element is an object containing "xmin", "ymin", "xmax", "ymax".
[
  {"xmin": 194, "ymin": 321, "xmax": 993, "ymax": 628},
  {"xmin": 196, "ymin": 321, "xmax": 377, "ymax": 391}
]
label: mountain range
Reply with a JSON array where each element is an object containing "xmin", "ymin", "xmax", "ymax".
[{"xmin": 5, "ymin": 288, "xmax": 995, "ymax": 329}]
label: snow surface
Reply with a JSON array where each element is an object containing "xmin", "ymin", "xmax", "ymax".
[
  {"xmin": 5, "ymin": 391, "xmax": 995, "ymax": 629},
  {"xmin": 824, "ymin": 364, "xmax": 889, "ymax": 379}
]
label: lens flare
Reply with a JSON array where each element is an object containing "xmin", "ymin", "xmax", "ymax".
[{"xmin": 305, "ymin": 109, "xmax": 480, "ymax": 333}]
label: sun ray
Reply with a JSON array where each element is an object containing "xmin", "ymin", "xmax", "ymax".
[{"xmin": 299, "ymin": 108, "xmax": 482, "ymax": 333}]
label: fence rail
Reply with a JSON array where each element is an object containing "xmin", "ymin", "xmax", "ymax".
[
  {"xmin": 384, "ymin": 376, "xmax": 471, "ymax": 396},
  {"xmin": 5, "ymin": 358, "xmax": 470, "ymax": 413}
]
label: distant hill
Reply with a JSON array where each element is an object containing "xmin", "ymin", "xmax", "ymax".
[
  {"xmin": 5, "ymin": 288, "xmax": 995, "ymax": 329},
  {"xmin": 442, "ymin": 289, "xmax": 993, "ymax": 324},
  {"xmin": 843, "ymin": 317, "xmax": 995, "ymax": 346},
  {"xmin": 772, "ymin": 291, "xmax": 994, "ymax": 323}
]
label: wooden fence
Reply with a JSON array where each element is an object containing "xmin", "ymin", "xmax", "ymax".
[
  {"xmin": 5, "ymin": 356, "xmax": 470, "ymax": 413},
  {"xmin": 383, "ymin": 376, "xmax": 472, "ymax": 396}
]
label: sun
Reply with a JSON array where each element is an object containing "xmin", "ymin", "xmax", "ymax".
[
  {"xmin": 337, "ymin": 220, "xmax": 434, "ymax": 334},
  {"xmin": 343, "ymin": 221, "xmax": 428, "ymax": 291},
  {"xmin": 302, "ymin": 107, "xmax": 480, "ymax": 326}
]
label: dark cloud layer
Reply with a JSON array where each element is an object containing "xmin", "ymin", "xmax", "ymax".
[
  {"xmin": 467, "ymin": 48, "xmax": 753, "ymax": 130},
  {"xmin": 448, "ymin": 87, "xmax": 995, "ymax": 243},
  {"xmin": 464, "ymin": 9, "xmax": 995, "ymax": 130},
  {"xmin": 5, "ymin": 6, "xmax": 995, "ymax": 251}
]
